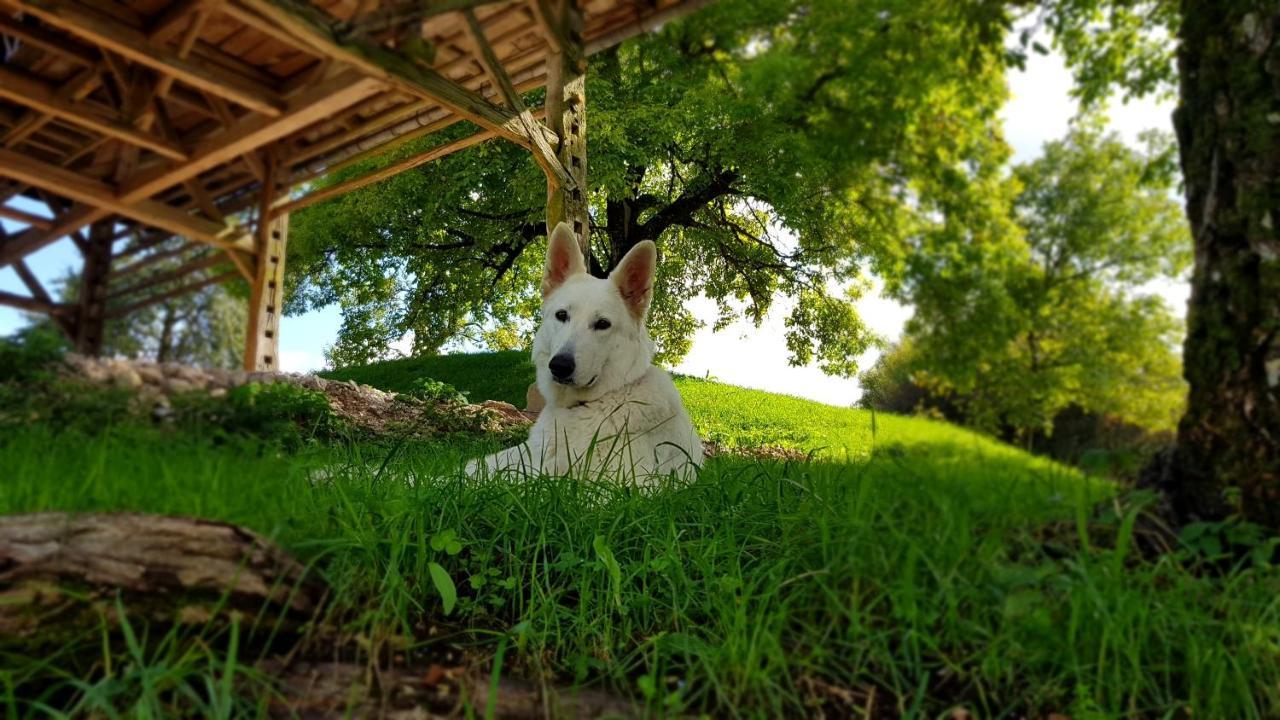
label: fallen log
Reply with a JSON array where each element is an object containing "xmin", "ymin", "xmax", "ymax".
[{"xmin": 0, "ymin": 512, "xmax": 325, "ymax": 646}]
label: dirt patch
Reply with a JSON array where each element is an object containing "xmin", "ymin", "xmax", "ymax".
[
  {"xmin": 262, "ymin": 658, "xmax": 635, "ymax": 719},
  {"xmin": 57, "ymin": 354, "xmax": 535, "ymax": 437},
  {"xmin": 702, "ymin": 440, "xmax": 810, "ymax": 464}
]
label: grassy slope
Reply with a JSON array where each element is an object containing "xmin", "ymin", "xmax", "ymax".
[
  {"xmin": 3, "ymin": 353, "xmax": 1278, "ymax": 717},
  {"xmin": 323, "ymin": 351, "xmax": 1055, "ymax": 466}
]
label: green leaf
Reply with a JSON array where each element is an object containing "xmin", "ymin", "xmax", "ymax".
[
  {"xmin": 593, "ymin": 534, "xmax": 623, "ymax": 609},
  {"xmin": 427, "ymin": 562, "xmax": 457, "ymax": 615}
]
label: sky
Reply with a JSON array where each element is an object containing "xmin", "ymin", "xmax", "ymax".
[{"xmin": 0, "ymin": 46, "xmax": 1184, "ymax": 407}]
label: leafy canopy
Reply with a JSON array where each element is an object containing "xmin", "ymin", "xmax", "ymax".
[
  {"xmin": 286, "ymin": 0, "xmax": 1013, "ymax": 372},
  {"xmin": 872, "ymin": 119, "xmax": 1190, "ymax": 436}
]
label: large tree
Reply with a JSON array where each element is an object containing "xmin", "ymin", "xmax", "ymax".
[
  {"xmin": 876, "ymin": 121, "xmax": 1190, "ymax": 442},
  {"xmin": 1152, "ymin": 1, "xmax": 1280, "ymax": 527},
  {"xmin": 1039, "ymin": 0, "xmax": 1279, "ymax": 527},
  {"xmin": 286, "ymin": 0, "xmax": 1013, "ymax": 370}
]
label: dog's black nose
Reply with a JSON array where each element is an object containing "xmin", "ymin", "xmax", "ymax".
[{"xmin": 549, "ymin": 353, "xmax": 575, "ymax": 381}]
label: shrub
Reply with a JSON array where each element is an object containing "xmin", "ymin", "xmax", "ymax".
[{"xmin": 404, "ymin": 377, "xmax": 468, "ymax": 405}]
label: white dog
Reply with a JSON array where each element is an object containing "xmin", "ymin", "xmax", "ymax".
[{"xmin": 467, "ymin": 222, "xmax": 702, "ymax": 482}]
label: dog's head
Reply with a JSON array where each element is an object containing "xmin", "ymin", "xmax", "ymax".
[{"xmin": 533, "ymin": 222, "xmax": 656, "ymax": 406}]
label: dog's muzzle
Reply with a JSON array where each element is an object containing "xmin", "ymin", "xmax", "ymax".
[{"xmin": 549, "ymin": 353, "xmax": 575, "ymax": 384}]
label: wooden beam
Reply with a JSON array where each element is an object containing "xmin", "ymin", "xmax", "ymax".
[
  {"xmin": 544, "ymin": 0, "xmax": 588, "ymax": 252},
  {"xmin": 0, "ymin": 204, "xmax": 52, "ymax": 230},
  {"xmin": 74, "ymin": 221, "xmax": 112, "ymax": 355},
  {"xmin": 0, "ymin": 148, "xmax": 239, "ymax": 249},
  {"xmin": 2, "ymin": 0, "xmax": 285, "ymax": 118},
  {"xmin": 462, "ymin": 8, "xmax": 563, "ymax": 183},
  {"xmin": 120, "ymin": 71, "xmax": 383, "ymax": 201},
  {"xmin": 0, "ymin": 66, "xmax": 187, "ymax": 161},
  {"xmin": 12, "ymin": 257, "xmax": 75, "ymax": 334},
  {"xmin": 11, "ymin": 259, "xmax": 51, "ymax": 302},
  {"xmin": 0, "ymin": 205, "xmax": 110, "ymax": 267},
  {"xmin": 112, "ymin": 241, "xmax": 201, "ymax": 281},
  {"xmin": 237, "ymin": 0, "xmax": 570, "ymax": 186},
  {"xmin": 108, "ymin": 252, "xmax": 223, "ymax": 301},
  {"xmin": 106, "ymin": 270, "xmax": 238, "ymax": 319},
  {"xmin": 0, "ymin": 13, "xmax": 96, "ymax": 65},
  {"xmin": 2, "ymin": 65, "xmax": 103, "ymax": 151},
  {"xmin": 277, "ymin": 113, "xmax": 539, "ymax": 215},
  {"xmin": 290, "ymin": 58, "xmax": 548, "ymax": 180},
  {"xmin": 244, "ymin": 150, "xmax": 286, "ymax": 371},
  {"xmin": 0, "ymin": 290, "xmax": 68, "ymax": 315}
]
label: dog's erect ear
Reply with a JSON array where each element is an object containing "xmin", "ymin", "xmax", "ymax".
[
  {"xmin": 542, "ymin": 222, "xmax": 586, "ymax": 298},
  {"xmin": 609, "ymin": 240, "xmax": 656, "ymax": 321}
]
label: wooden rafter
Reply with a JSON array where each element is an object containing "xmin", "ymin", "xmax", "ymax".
[
  {"xmin": 0, "ymin": 147, "xmax": 240, "ymax": 248},
  {"xmin": 462, "ymin": 8, "xmax": 563, "ymax": 184},
  {"xmin": 105, "ymin": 269, "xmax": 239, "ymax": 319},
  {"xmin": 0, "ymin": 204, "xmax": 52, "ymax": 230},
  {"xmin": 277, "ymin": 108, "xmax": 543, "ymax": 215},
  {"xmin": 0, "ymin": 66, "xmax": 188, "ymax": 161},
  {"xmin": 112, "ymin": 240, "xmax": 201, "ymax": 280},
  {"xmin": 0, "ymin": 13, "xmax": 95, "ymax": 65},
  {"xmin": 235, "ymin": 0, "xmax": 571, "ymax": 186},
  {"xmin": 1, "ymin": 0, "xmax": 285, "ymax": 117},
  {"xmin": 121, "ymin": 71, "xmax": 383, "ymax": 201},
  {"xmin": 108, "ymin": 251, "xmax": 223, "ymax": 301},
  {"xmin": 0, "ymin": 289, "xmax": 68, "ymax": 315},
  {"xmin": 0, "ymin": 72, "xmax": 380, "ymax": 266}
]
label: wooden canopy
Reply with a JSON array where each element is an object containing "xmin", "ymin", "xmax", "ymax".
[{"xmin": 0, "ymin": 0, "xmax": 712, "ymax": 369}]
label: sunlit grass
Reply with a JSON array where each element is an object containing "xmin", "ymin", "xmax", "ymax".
[{"xmin": 3, "ymin": 389, "xmax": 1278, "ymax": 718}]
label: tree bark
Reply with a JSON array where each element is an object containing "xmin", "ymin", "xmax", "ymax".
[
  {"xmin": 1152, "ymin": 1, "xmax": 1280, "ymax": 528},
  {"xmin": 0, "ymin": 513, "xmax": 325, "ymax": 648}
]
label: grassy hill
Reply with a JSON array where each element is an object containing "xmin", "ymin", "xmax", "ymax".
[
  {"xmin": 3, "ymin": 348, "xmax": 1277, "ymax": 717},
  {"xmin": 323, "ymin": 350, "xmax": 1057, "ymax": 466}
]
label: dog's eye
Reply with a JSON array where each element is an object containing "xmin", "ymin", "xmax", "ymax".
[
  {"xmin": 593, "ymin": 318, "xmax": 612, "ymax": 331},
  {"xmin": 555, "ymin": 309, "xmax": 569, "ymax": 322}
]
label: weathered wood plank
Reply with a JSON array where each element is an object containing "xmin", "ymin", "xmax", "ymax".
[{"xmin": 0, "ymin": 512, "xmax": 323, "ymax": 644}]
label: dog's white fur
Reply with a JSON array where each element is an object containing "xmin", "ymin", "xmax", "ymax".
[{"xmin": 467, "ymin": 223, "xmax": 702, "ymax": 482}]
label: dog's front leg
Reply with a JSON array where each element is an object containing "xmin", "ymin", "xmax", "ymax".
[{"xmin": 466, "ymin": 443, "xmax": 543, "ymax": 478}]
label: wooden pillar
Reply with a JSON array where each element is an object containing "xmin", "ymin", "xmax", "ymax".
[
  {"xmin": 544, "ymin": 0, "xmax": 589, "ymax": 263},
  {"xmin": 74, "ymin": 221, "xmax": 113, "ymax": 356},
  {"xmin": 243, "ymin": 151, "xmax": 288, "ymax": 372}
]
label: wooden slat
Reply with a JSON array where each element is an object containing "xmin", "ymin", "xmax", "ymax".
[
  {"xmin": 0, "ymin": 205, "xmax": 111, "ymax": 267},
  {"xmin": 2, "ymin": 0, "xmax": 285, "ymax": 118},
  {"xmin": 0, "ymin": 66, "xmax": 188, "ymax": 161}
]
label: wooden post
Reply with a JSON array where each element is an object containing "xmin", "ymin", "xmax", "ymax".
[
  {"xmin": 543, "ymin": 0, "xmax": 589, "ymax": 263},
  {"xmin": 243, "ymin": 151, "xmax": 288, "ymax": 372},
  {"xmin": 74, "ymin": 220, "xmax": 113, "ymax": 355}
]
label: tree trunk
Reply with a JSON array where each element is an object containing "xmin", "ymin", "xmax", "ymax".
[
  {"xmin": 0, "ymin": 512, "xmax": 325, "ymax": 648},
  {"xmin": 604, "ymin": 194, "xmax": 647, "ymax": 273},
  {"xmin": 1152, "ymin": 1, "xmax": 1280, "ymax": 528}
]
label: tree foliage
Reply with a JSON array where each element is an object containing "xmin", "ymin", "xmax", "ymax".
[
  {"xmin": 286, "ymin": 0, "xmax": 1014, "ymax": 370},
  {"xmin": 870, "ymin": 121, "xmax": 1190, "ymax": 437}
]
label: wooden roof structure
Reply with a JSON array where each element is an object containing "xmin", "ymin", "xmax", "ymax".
[{"xmin": 0, "ymin": 0, "xmax": 712, "ymax": 369}]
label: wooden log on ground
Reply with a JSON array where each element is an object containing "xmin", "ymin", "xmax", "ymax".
[{"xmin": 0, "ymin": 512, "xmax": 325, "ymax": 646}]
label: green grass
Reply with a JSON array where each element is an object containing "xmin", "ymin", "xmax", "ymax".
[
  {"xmin": 322, "ymin": 350, "xmax": 536, "ymax": 407},
  {"xmin": 3, "ymin": 352, "xmax": 1279, "ymax": 718}
]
